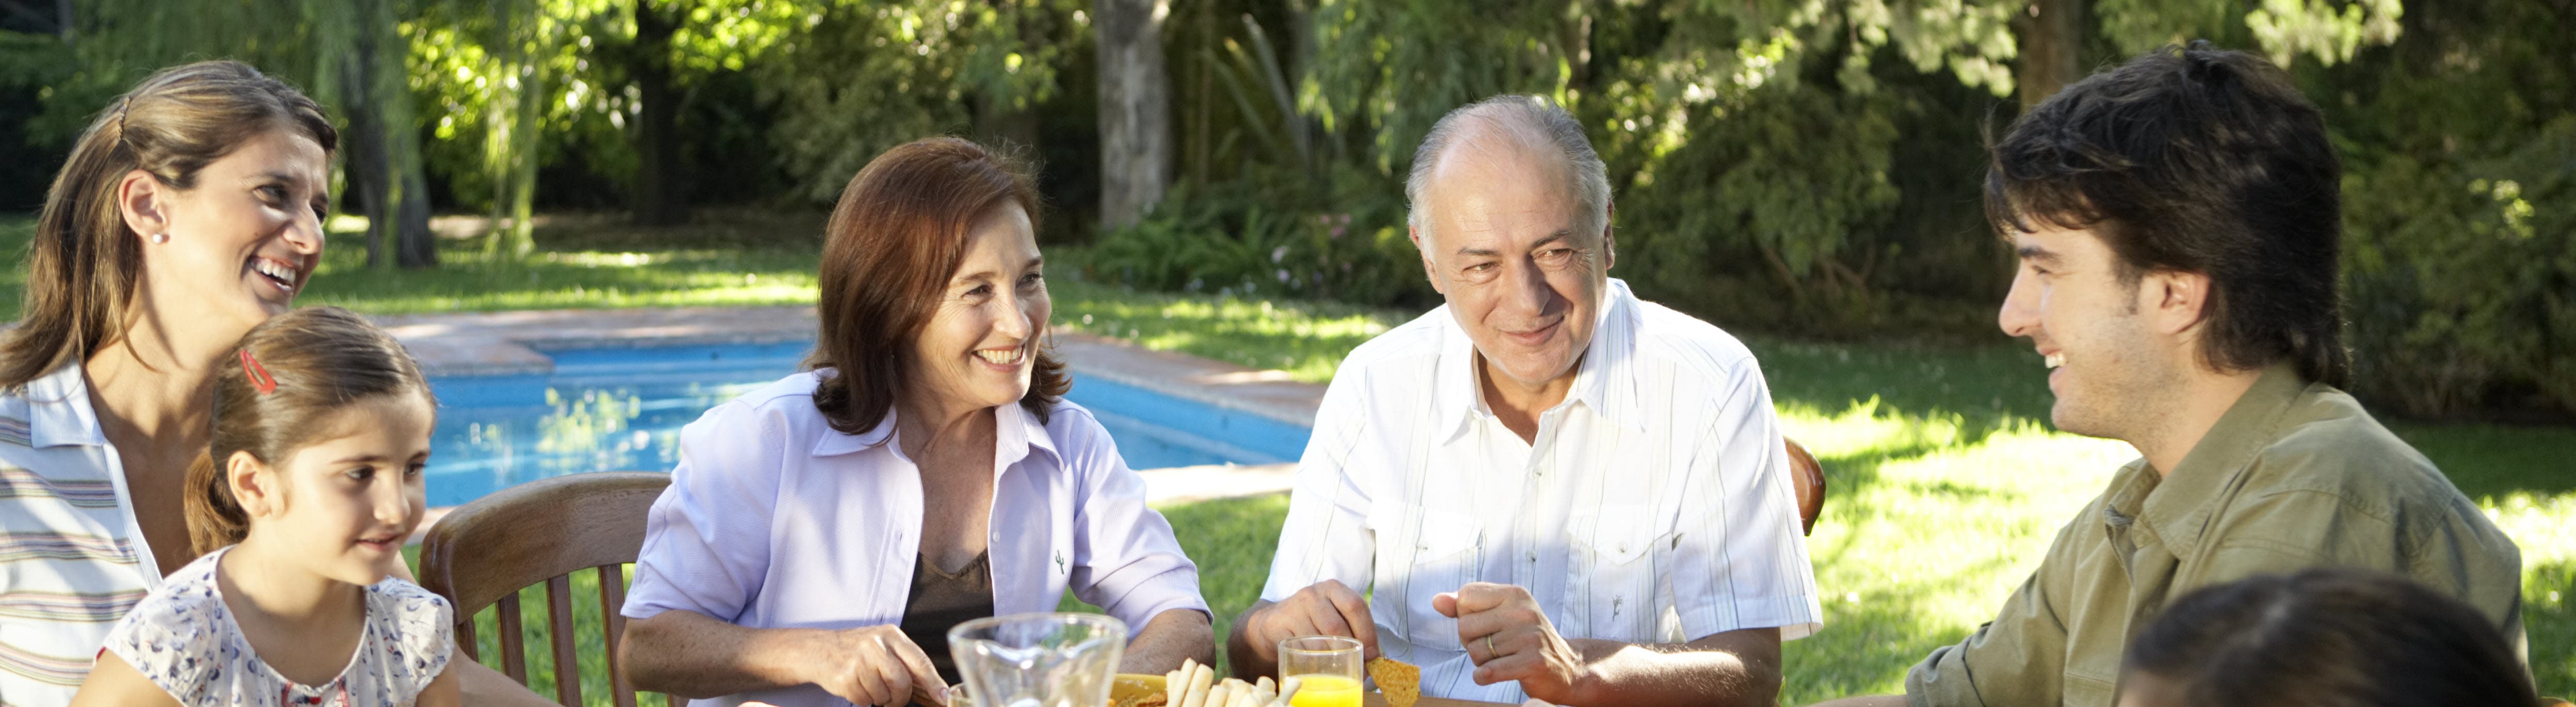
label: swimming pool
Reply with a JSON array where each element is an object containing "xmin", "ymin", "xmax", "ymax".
[{"xmin": 421, "ymin": 341, "xmax": 1312, "ymax": 507}]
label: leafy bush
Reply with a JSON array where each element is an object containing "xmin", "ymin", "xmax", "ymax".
[
  {"xmin": 1084, "ymin": 165, "xmax": 1435, "ymax": 310},
  {"xmin": 2343, "ymin": 121, "xmax": 2576, "ymax": 418}
]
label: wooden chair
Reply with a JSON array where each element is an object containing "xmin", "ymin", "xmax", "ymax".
[
  {"xmin": 420, "ymin": 472, "xmax": 674, "ymax": 707},
  {"xmin": 1785, "ymin": 438, "xmax": 1826, "ymax": 536}
]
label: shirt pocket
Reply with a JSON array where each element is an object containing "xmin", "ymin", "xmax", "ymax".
[
  {"xmin": 1568, "ymin": 505, "xmax": 1670, "ymax": 641},
  {"xmin": 1380, "ymin": 504, "xmax": 1479, "ymax": 654}
]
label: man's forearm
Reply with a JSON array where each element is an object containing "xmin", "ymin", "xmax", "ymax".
[
  {"xmin": 1122, "ymin": 609, "xmax": 1218, "ymax": 674},
  {"xmin": 621, "ymin": 609, "xmax": 831, "ymax": 698},
  {"xmin": 1225, "ymin": 600, "xmax": 1283, "ymax": 680},
  {"xmin": 1558, "ymin": 633, "xmax": 1780, "ymax": 707}
]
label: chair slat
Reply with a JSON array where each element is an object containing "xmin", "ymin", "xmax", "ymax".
[
  {"xmin": 548, "ymin": 574, "xmax": 583, "ymax": 706},
  {"xmin": 417, "ymin": 472, "xmax": 673, "ymax": 704},
  {"xmin": 600, "ymin": 564, "xmax": 637, "ymax": 707},
  {"xmin": 457, "ymin": 610, "xmax": 480, "ymax": 661},
  {"xmin": 497, "ymin": 591, "xmax": 529, "ymax": 684}
]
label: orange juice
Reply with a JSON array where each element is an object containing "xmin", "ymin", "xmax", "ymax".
[{"xmin": 1288, "ymin": 674, "xmax": 1362, "ymax": 707}]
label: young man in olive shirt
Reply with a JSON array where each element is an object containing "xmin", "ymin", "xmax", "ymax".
[{"xmin": 1814, "ymin": 43, "xmax": 2525, "ymax": 707}]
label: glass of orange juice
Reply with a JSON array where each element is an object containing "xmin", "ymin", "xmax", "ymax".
[{"xmin": 1279, "ymin": 636, "xmax": 1364, "ymax": 707}]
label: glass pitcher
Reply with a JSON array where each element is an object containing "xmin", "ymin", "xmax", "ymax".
[{"xmin": 946, "ymin": 613, "xmax": 1127, "ymax": 707}]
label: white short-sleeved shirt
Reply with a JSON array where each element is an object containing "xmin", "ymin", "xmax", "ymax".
[
  {"xmin": 623, "ymin": 371, "xmax": 1211, "ymax": 707},
  {"xmin": 1259, "ymin": 279, "xmax": 1823, "ymax": 704},
  {"xmin": 0, "ymin": 363, "xmax": 164, "ymax": 707},
  {"xmin": 102, "ymin": 545, "xmax": 455, "ymax": 707}
]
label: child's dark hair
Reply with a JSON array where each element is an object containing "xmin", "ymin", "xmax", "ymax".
[
  {"xmin": 183, "ymin": 307, "xmax": 434, "ymax": 556},
  {"xmin": 2124, "ymin": 567, "xmax": 2533, "ymax": 707}
]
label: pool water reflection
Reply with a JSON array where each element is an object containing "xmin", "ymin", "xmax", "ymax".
[{"xmin": 422, "ymin": 341, "xmax": 1312, "ymax": 508}]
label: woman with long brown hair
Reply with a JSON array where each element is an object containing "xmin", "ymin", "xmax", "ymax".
[
  {"xmin": 0, "ymin": 60, "xmax": 549, "ymax": 707},
  {"xmin": 617, "ymin": 137, "xmax": 1216, "ymax": 706},
  {"xmin": 0, "ymin": 60, "xmax": 333, "ymax": 706}
]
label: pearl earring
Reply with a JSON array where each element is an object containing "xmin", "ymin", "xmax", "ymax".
[{"xmin": 150, "ymin": 233, "xmax": 168, "ymax": 244}]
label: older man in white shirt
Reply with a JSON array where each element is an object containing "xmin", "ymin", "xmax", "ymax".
[{"xmin": 1227, "ymin": 95, "xmax": 1822, "ymax": 707}]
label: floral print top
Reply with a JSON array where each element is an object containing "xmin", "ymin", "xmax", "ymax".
[{"xmin": 99, "ymin": 545, "xmax": 455, "ymax": 706}]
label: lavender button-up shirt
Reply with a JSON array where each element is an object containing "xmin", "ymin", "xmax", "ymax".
[{"xmin": 624, "ymin": 371, "xmax": 1210, "ymax": 707}]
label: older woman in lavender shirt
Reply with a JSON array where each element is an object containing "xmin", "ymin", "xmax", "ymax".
[{"xmin": 616, "ymin": 138, "xmax": 1216, "ymax": 707}]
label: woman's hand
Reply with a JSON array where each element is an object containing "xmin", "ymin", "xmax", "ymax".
[{"xmin": 806, "ymin": 624, "xmax": 949, "ymax": 706}]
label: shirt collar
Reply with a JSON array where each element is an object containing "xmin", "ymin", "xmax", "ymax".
[
  {"xmin": 809, "ymin": 399, "xmax": 1062, "ymax": 471},
  {"xmin": 1428, "ymin": 278, "xmax": 1646, "ymax": 440},
  {"xmin": 2132, "ymin": 362, "xmax": 2312, "ymax": 554},
  {"xmin": 20, "ymin": 362, "xmax": 108, "ymax": 448}
]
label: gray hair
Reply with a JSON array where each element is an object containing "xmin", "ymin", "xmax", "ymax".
[{"xmin": 1404, "ymin": 94, "xmax": 1612, "ymax": 250}]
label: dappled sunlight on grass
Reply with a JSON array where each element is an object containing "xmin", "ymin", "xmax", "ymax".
[
  {"xmin": 1048, "ymin": 278, "xmax": 1405, "ymax": 382},
  {"xmin": 1777, "ymin": 399, "xmax": 2134, "ymax": 701},
  {"xmin": 1, "ymin": 216, "xmax": 33, "ymax": 320},
  {"xmin": 297, "ymin": 235, "xmax": 824, "ymax": 314}
]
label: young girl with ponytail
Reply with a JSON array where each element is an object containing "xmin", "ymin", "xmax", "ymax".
[{"xmin": 69, "ymin": 306, "xmax": 458, "ymax": 707}]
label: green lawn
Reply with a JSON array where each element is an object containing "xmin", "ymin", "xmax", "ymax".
[{"xmin": 11, "ymin": 212, "xmax": 2570, "ymax": 702}]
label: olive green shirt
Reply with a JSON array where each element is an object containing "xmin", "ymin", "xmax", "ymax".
[{"xmin": 1905, "ymin": 364, "xmax": 2526, "ymax": 707}]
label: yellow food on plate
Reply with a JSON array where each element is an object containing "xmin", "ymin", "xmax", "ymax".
[
  {"xmin": 1366, "ymin": 657, "xmax": 1421, "ymax": 707},
  {"xmin": 1112, "ymin": 673, "xmax": 1171, "ymax": 707}
]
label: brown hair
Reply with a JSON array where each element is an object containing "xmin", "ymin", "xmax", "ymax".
[
  {"xmin": 807, "ymin": 136, "xmax": 1068, "ymax": 436},
  {"xmin": 183, "ymin": 306, "xmax": 433, "ymax": 556},
  {"xmin": 2123, "ymin": 567, "xmax": 2534, "ymax": 707},
  {"xmin": 1, "ymin": 60, "xmax": 337, "ymax": 390},
  {"xmin": 1985, "ymin": 43, "xmax": 2348, "ymax": 388}
]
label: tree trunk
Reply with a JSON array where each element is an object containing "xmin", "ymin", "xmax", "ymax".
[
  {"xmin": 340, "ymin": 0, "xmax": 438, "ymax": 269},
  {"xmin": 2015, "ymin": 0, "xmax": 2084, "ymax": 111},
  {"xmin": 631, "ymin": 0, "xmax": 688, "ymax": 226},
  {"xmin": 341, "ymin": 63, "xmax": 389, "ymax": 268},
  {"xmin": 1093, "ymin": 0, "xmax": 1172, "ymax": 231}
]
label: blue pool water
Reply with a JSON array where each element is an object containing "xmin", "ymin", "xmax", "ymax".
[{"xmin": 421, "ymin": 342, "xmax": 1312, "ymax": 507}]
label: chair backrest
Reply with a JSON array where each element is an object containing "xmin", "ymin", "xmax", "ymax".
[
  {"xmin": 420, "ymin": 472, "xmax": 673, "ymax": 707},
  {"xmin": 1784, "ymin": 438, "xmax": 1826, "ymax": 536}
]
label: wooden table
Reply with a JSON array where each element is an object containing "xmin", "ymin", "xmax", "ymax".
[{"xmin": 1363, "ymin": 694, "xmax": 1517, "ymax": 706}]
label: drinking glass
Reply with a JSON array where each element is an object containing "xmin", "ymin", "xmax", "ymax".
[
  {"xmin": 1277, "ymin": 636, "xmax": 1364, "ymax": 707},
  {"xmin": 947, "ymin": 613, "xmax": 1128, "ymax": 707}
]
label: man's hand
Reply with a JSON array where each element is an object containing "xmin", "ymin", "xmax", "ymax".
[
  {"xmin": 1435, "ymin": 583, "xmax": 1591, "ymax": 704},
  {"xmin": 806, "ymin": 624, "xmax": 948, "ymax": 706},
  {"xmin": 1243, "ymin": 580, "xmax": 1381, "ymax": 663}
]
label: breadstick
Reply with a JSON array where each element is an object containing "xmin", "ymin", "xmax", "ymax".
[{"xmin": 1181, "ymin": 663, "xmax": 1215, "ymax": 707}]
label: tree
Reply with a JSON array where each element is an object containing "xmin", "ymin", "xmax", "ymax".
[
  {"xmin": 1093, "ymin": 0, "xmax": 1170, "ymax": 230},
  {"xmin": 333, "ymin": 0, "xmax": 438, "ymax": 267},
  {"xmin": 630, "ymin": 0, "xmax": 685, "ymax": 225},
  {"xmin": 2016, "ymin": 0, "xmax": 2084, "ymax": 109}
]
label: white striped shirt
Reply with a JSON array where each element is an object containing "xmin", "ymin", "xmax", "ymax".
[
  {"xmin": 1260, "ymin": 279, "xmax": 1822, "ymax": 704},
  {"xmin": 0, "ymin": 363, "xmax": 163, "ymax": 707}
]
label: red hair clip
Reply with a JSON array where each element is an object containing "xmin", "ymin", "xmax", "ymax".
[{"xmin": 238, "ymin": 349, "xmax": 277, "ymax": 395}]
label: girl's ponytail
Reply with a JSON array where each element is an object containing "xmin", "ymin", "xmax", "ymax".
[{"xmin": 183, "ymin": 449, "xmax": 249, "ymax": 557}]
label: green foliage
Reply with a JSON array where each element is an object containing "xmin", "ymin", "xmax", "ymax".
[
  {"xmin": 2330, "ymin": 1, "xmax": 2576, "ymax": 416},
  {"xmin": 758, "ymin": 0, "xmax": 1086, "ymax": 204},
  {"xmin": 1085, "ymin": 166, "xmax": 1434, "ymax": 310}
]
